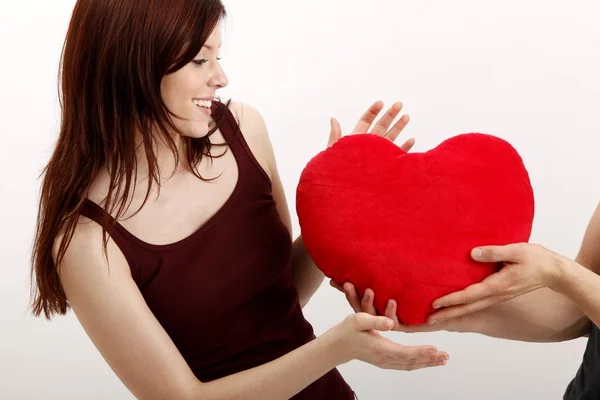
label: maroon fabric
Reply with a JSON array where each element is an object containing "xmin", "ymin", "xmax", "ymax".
[{"xmin": 80, "ymin": 102, "xmax": 354, "ymax": 399}]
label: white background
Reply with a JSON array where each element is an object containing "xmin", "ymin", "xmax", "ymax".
[{"xmin": 2, "ymin": 0, "xmax": 600, "ymax": 398}]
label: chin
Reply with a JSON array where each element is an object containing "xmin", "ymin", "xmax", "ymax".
[{"xmin": 181, "ymin": 122, "xmax": 211, "ymax": 139}]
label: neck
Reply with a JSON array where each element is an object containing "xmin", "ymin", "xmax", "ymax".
[
  {"xmin": 137, "ymin": 130, "xmax": 189, "ymax": 183},
  {"xmin": 92, "ymin": 130, "xmax": 191, "ymax": 214}
]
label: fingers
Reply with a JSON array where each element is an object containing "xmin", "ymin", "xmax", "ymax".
[
  {"xmin": 384, "ymin": 299, "xmax": 401, "ymax": 329},
  {"xmin": 427, "ymin": 295, "xmax": 503, "ymax": 325},
  {"xmin": 370, "ymin": 102, "xmax": 403, "ymax": 136},
  {"xmin": 394, "ymin": 359, "xmax": 448, "ymax": 371},
  {"xmin": 471, "ymin": 244, "xmax": 522, "ymax": 263},
  {"xmin": 327, "ymin": 117, "xmax": 342, "ymax": 148},
  {"xmin": 381, "ymin": 342, "xmax": 449, "ymax": 370},
  {"xmin": 392, "ymin": 351, "xmax": 449, "ymax": 370},
  {"xmin": 361, "ymin": 288, "xmax": 377, "ymax": 315},
  {"xmin": 352, "ymin": 101, "xmax": 384, "ymax": 133},
  {"xmin": 336, "ymin": 282, "xmax": 378, "ymax": 316},
  {"xmin": 339, "ymin": 100, "xmax": 414, "ymax": 149},
  {"xmin": 353, "ymin": 313, "xmax": 394, "ymax": 331},
  {"xmin": 399, "ymin": 137, "xmax": 415, "ymax": 152},
  {"xmin": 397, "ymin": 344, "xmax": 440, "ymax": 359},
  {"xmin": 430, "ymin": 244, "xmax": 525, "ymax": 310},
  {"xmin": 399, "ymin": 347, "xmax": 449, "ymax": 367},
  {"xmin": 329, "ymin": 279, "xmax": 344, "ymax": 292},
  {"xmin": 343, "ymin": 282, "xmax": 363, "ymax": 313},
  {"xmin": 383, "ymin": 114, "xmax": 411, "ymax": 143},
  {"xmin": 431, "ymin": 281, "xmax": 491, "ymax": 310}
]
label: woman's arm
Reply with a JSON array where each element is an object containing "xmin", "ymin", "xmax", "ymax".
[{"xmin": 57, "ymin": 216, "xmax": 448, "ymax": 400}]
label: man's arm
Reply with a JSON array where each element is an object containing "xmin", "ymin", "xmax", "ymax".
[
  {"xmin": 431, "ymin": 202, "xmax": 600, "ymax": 342},
  {"xmin": 463, "ymin": 287, "xmax": 590, "ymax": 342}
]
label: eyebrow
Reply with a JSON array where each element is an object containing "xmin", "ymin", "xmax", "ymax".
[{"xmin": 202, "ymin": 43, "xmax": 222, "ymax": 50}]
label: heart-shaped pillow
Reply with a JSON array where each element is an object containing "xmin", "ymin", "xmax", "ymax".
[{"xmin": 296, "ymin": 133, "xmax": 534, "ymax": 325}]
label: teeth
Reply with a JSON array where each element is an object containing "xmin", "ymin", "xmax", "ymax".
[{"xmin": 193, "ymin": 99, "xmax": 212, "ymax": 108}]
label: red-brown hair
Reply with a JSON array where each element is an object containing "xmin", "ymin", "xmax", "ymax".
[{"xmin": 31, "ymin": 0, "xmax": 229, "ymax": 319}]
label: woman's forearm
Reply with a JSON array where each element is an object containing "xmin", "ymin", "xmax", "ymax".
[{"xmin": 191, "ymin": 330, "xmax": 344, "ymax": 400}]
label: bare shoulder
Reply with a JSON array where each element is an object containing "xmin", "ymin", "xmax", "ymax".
[
  {"xmin": 228, "ymin": 102, "xmax": 268, "ymax": 139},
  {"xmin": 227, "ymin": 102, "xmax": 276, "ymax": 178},
  {"xmin": 52, "ymin": 216, "xmax": 100, "ymax": 270},
  {"xmin": 51, "ymin": 215, "xmax": 199, "ymax": 398},
  {"xmin": 52, "ymin": 215, "xmax": 131, "ymax": 289}
]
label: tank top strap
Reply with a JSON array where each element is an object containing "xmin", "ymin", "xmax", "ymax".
[
  {"xmin": 79, "ymin": 199, "xmax": 142, "ymax": 282},
  {"xmin": 211, "ymin": 101, "xmax": 272, "ymax": 189}
]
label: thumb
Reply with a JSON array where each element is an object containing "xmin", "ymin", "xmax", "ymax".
[
  {"xmin": 355, "ymin": 313, "xmax": 394, "ymax": 331},
  {"xmin": 471, "ymin": 245, "xmax": 518, "ymax": 263}
]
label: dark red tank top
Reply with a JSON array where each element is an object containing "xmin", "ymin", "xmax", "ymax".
[{"xmin": 80, "ymin": 102, "xmax": 355, "ymax": 399}]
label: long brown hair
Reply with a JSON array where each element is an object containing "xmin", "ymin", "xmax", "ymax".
[{"xmin": 31, "ymin": 0, "xmax": 229, "ymax": 319}]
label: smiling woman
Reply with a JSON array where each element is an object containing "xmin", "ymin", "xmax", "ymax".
[
  {"xmin": 28, "ymin": 0, "xmax": 448, "ymax": 399},
  {"xmin": 160, "ymin": 29, "xmax": 228, "ymax": 138}
]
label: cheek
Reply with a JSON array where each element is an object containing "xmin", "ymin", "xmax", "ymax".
[
  {"xmin": 161, "ymin": 68, "xmax": 199, "ymax": 106},
  {"xmin": 160, "ymin": 71, "xmax": 209, "ymax": 137},
  {"xmin": 161, "ymin": 78, "xmax": 188, "ymax": 112}
]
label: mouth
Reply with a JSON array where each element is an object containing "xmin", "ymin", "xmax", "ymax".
[{"xmin": 192, "ymin": 98, "xmax": 213, "ymax": 110}]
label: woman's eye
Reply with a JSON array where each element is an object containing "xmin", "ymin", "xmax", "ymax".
[{"xmin": 192, "ymin": 59, "xmax": 208, "ymax": 66}]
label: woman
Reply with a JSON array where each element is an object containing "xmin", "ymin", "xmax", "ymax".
[
  {"xmin": 334, "ymin": 202, "xmax": 600, "ymax": 398},
  {"xmin": 30, "ymin": 1, "xmax": 449, "ymax": 399}
]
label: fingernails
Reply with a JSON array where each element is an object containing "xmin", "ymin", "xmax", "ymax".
[
  {"xmin": 387, "ymin": 300, "xmax": 393, "ymax": 309},
  {"xmin": 363, "ymin": 291, "xmax": 369, "ymax": 300},
  {"xmin": 472, "ymin": 248, "xmax": 483, "ymax": 260},
  {"xmin": 385, "ymin": 319, "xmax": 394, "ymax": 329},
  {"xmin": 428, "ymin": 319, "xmax": 439, "ymax": 325}
]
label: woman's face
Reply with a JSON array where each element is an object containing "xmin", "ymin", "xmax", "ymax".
[{"xmin": 160, "ymin": 25, "xmax": 228, "ymax": 139}]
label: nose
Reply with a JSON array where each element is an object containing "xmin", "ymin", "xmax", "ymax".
[{"xmin": 209, "ymin": 62, "xmax": 228, "ymax": 89}]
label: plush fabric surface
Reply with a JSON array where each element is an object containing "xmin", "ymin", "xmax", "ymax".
[{"xmin": 296, "ymin": 133, "xmax": 534, "ymax": 325}]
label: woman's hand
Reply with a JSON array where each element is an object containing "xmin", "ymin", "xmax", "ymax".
[
  {"xmin": 329, "ymin": 279, "xmax": 495, "ymax": 336},
  {"xmin": 325, "ymin": 312, "xmax": 449, "ymax": 371},
  {"xmin": 425, "ymin": 243, "xmax": 565, "ymax": 325},
  {"xmin": 327, "ymin": 101, "xmax": 414, "ymax": 150},
  {"xmin": 330, "ymin": 280, "xmax": 406, "ymax": 330}
]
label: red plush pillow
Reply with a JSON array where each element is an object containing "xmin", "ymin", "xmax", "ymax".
[{"xmin": 296, "ymin": 133, "xmax": 534, "ymax": 325}]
